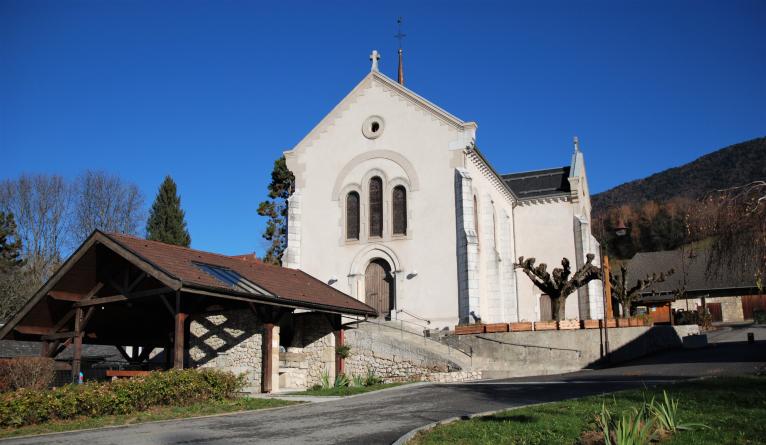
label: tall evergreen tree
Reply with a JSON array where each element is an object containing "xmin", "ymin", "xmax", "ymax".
[
  {"xmin": 257, "ymin": 156, "xmax": 295, "ymax": 265},
  {"xmin": 146, "ymin": 176, "xmax": 191, "ymax": 247},
  {"xmin": 0, "ymin": 211, "xmax": 33, "ymax": 322},
  {"xmin": 0, "ymin": 212, "xmax": 23, "ymax": 272}
]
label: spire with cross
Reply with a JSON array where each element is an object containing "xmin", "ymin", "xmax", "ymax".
[
  {"xmin": 369, "ymin": 50, "xmax": 380, "ymax": 72},
  {"xmin": 395, "ymin": 17, "xmax": 405, "ymax": 85}
]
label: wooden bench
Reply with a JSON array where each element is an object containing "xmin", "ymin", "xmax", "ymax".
[{"xmin": 106, "ymin": 370, "xmax": 151, "ymax": 380}]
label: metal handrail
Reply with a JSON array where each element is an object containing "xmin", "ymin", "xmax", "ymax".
[
  {"xmin": 396, "ymin": 309, "xmax": 431, "ymax": 325},
  {"xmin": 348, "ymin": 318, "xmax": 473, "ymax": 359}
]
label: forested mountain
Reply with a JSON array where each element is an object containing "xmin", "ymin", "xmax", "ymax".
[
  {"xmin": 593, "ymin": 136, "xmax": 766, "ymax": 211},
  {"xmin": 592, "ymin": 136, "xmax": 766, "ymax": 258}
]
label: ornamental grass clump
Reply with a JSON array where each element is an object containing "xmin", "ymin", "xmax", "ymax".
[
  {"xmin": 649, "ymin": 390, "xmax": 709, "ymax": 434},
  {"xmin": 592, "ymin": 391, "xmax": 708, "ymax": 445},
  {"xmin": 0, "ymin": 368, "xmax": 244, "ymax": 428},
  {"xmin": 596, "ymin": 401, "xmax": 656, "ymax": 445}
]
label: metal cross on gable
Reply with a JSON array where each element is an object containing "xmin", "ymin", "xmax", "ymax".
[{"xmin": 395, "ymin": 16, "xmax": 406, "ymax": 49}]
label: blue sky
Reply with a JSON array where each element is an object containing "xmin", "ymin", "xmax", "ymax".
[{"xmin": 2, "ymin": 0, "xmax": 764, "ymax": 256}]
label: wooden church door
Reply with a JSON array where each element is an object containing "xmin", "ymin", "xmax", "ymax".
[{"xmin": 365, "ymin": 259, "xmax": 394, "ymax": 316}]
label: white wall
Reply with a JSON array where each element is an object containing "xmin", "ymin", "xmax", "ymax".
[
  {"xmin": 513, "ymin": 200, "xmax": 581, "ymax": 321},
  {"xmin": 463, "ymin": 153, "xmax": 518, "ymax": 324},
  {"xmin": 285, "ymin": 73, "xmax": 474, "ymax": 329}
]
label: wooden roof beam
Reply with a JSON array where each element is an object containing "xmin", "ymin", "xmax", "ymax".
[{"xmin": 74, "ymin": 287, "xmax": 171, "ymax": 307}]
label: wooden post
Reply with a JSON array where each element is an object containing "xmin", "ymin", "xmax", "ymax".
[
  {"xmin": 173, "ymin": 312, "xmax": 187, "ymax": 369},
  {"xmin": 262, "ymin": 323, "xmax": 274, "ymax": 393},
  {"xmin": 604, "ymin": 255, "xmax": 614, "ymax": 319},
  {"xmin": 334, "ymin": 328, "xmax": 345, "ymax": 377},
  {"xmin": 72, "ymin": 307, "xmax": 83, "ymax": 383},
  {"xmin": 40, "ymin": 341, "xmax": 50, "ymax": 358}
]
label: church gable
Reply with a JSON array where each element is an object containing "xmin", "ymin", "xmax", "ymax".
[{"xmin": 286, "ymin": 69, "xmax": 476, "ymax": 160}]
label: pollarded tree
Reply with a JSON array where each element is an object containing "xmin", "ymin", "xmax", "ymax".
[
  {"xmin": 146, "ymin": 176, "xmax": 191, "ymax": 247},
  {"xmin": 514, "ymin": 255, "xmax": 601, "ymax": 321},
  {"xmin": 610, "ymin": 264, "xmax": 674, "ymax": 317}
]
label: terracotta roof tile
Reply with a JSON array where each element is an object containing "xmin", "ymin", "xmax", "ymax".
[{"xmin": 104, "ymin": 233, "xmax": 376, "ymax": 316}]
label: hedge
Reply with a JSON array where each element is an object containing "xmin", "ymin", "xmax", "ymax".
[{"xmin": 0, "ymin": 368, "xmax": 245, "ymax": 428}]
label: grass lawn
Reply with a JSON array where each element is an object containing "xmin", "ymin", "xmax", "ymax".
[
  {"xmin": 0, "ymin": 397, "xmax": 299, "ymax": 439},
  {"xmin": 290, "ymin": 382, "xmax": 407, "ymax": 396},
  {"xmin": 411, "ymin": 376, "xmax": 766, "ymax": 445}
]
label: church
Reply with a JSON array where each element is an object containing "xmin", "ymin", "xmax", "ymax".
[{"xmin": 283, "ymin": 51, "xmax": 604, "ymax": 330}]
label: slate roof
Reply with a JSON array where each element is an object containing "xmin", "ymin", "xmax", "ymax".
[
  {"xmin": 0, "ymin": 340, "xmax": 125, "ymax": 362},
  {"xmin": 501, "ymin": 167, "xmax": 571, "ymax": 199},
  {"xmin": 625, "ymin": 247, "xmax": 760, "ymax": 299},
  {"xmin": 105, "ymin": 232, "xmax": 376, "ymax": 316}
]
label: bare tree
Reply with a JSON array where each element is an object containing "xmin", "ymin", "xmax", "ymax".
[
  {"xmin": 71, "ymin": 170, "xmax": 145, "ymax": 245},
  {"xmin": 514, "ymin": 255, "xmax": 601, "ymax": 321},
  {"xmin": 610, "ymin": 264, "xmax": 674, "ymax": 317},
  {"xmin": 708, "ymin": 180, "xmax": 766, "ymax": 290},
  {"xmin": 0, "ymin": 175, "xmax": 70, "ymax": 285}
]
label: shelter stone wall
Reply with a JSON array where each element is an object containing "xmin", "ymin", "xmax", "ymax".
[
  {"xmin": 279, "ymin": 312, "xmax": 336, "ymax": 389},
  {"xmin": 188, "ymin": 310, "xmax": 264, "ymax": 390}
]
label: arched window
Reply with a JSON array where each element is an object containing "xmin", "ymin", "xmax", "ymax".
[
  {"xmin": 369, "ymin": 177, "xmax": 383, "ymax": 237},
  {"xmin": 346, "ymin": 191, "xmax": 360, "ymax": 240},
  {"xmin": 392, "ymin": 186, "xmax": 407, "ymax": 235}
]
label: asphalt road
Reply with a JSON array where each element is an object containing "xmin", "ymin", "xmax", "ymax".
[{"xmin": 3, "ymin": 339, "xmax": 765, "ymax": 445}]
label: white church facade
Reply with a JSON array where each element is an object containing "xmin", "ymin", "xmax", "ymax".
[{"xmin": 283, "ymin": 53, "xmax": 603, "ymax": 329}]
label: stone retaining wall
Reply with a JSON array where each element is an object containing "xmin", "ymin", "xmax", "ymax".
[
  {"xmin": 449, "ymin": 325, "xmax": 700, "ymax": 378},
  {"xmin": 345, "ymin": 325, "xmax": 463, "ymax": 382}
]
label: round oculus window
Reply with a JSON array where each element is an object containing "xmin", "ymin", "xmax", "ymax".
[{"xmin": 362, "ymin": 116, "xmax": 385, "ymax": 139}]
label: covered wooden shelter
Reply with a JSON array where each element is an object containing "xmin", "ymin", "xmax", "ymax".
[{"xmin": 0, "ymin": 231, "xmax": 376, "ymax": 390}]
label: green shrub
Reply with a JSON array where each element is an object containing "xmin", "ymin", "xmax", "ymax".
[
  {"xmin": 364, "ymin": 368, "xmax": 383, "ymax": 387},
  {"xmin": 334, "ymin": 373, "xmax": 349, "ymax": 388},
  {"xmin": 754, "ymin": 309, "xmax": 766, "ymax": 324},
  {"xmin": 351, "ymin": 374, "xmax": 365, "ymax": 387},
  {"xmin": 0, "ymin": 368, "xmax": 244, "ymax": 428},
  {"xmin": 335, "ymin": 345, "xmax": 351, "ymax": 359}
]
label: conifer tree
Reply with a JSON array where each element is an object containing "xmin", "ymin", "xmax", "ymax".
[
  {"xmin": 146, "ymin": 176, "xmax": 191, "ymax": 247},
  {"xmin": 0, "ymin": 211, "xmax": 33, "ymax": 321},
  {"xmin": 257, "ymin": 156, "xmax": 295, "ymax": 265}
]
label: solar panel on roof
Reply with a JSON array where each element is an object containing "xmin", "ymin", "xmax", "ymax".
[{"xmin": 192, "ymin": 262, "xmax": 270, "ymax": 295}]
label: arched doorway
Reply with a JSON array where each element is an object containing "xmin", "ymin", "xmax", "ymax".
[{"xmin": 365, "ymin": 258, "xmax": 394, "ymax": 317}]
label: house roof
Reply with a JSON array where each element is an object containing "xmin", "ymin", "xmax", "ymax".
[
  {"xmin": 501, "ymin": 167, "xmax": 572, "ymax": 199},
  {"xmin": 626, "ymin": 247, "xmax": 760, "ymax": 298},
  {"xmin": 0, "ymin": 340, "xmax": 125, "ymax": 362},
  {"xmin": 103, "ymin": 232, "xmax": 376, "ymax": 316}
]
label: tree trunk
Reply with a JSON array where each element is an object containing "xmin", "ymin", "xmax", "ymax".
[
  {"xmin": 551, "ymin": 296, "xmax": 566, "ymax": 321},
  {"xmin": 621, "ymin": 301, "xmax": 631, "ymax": 318}
]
